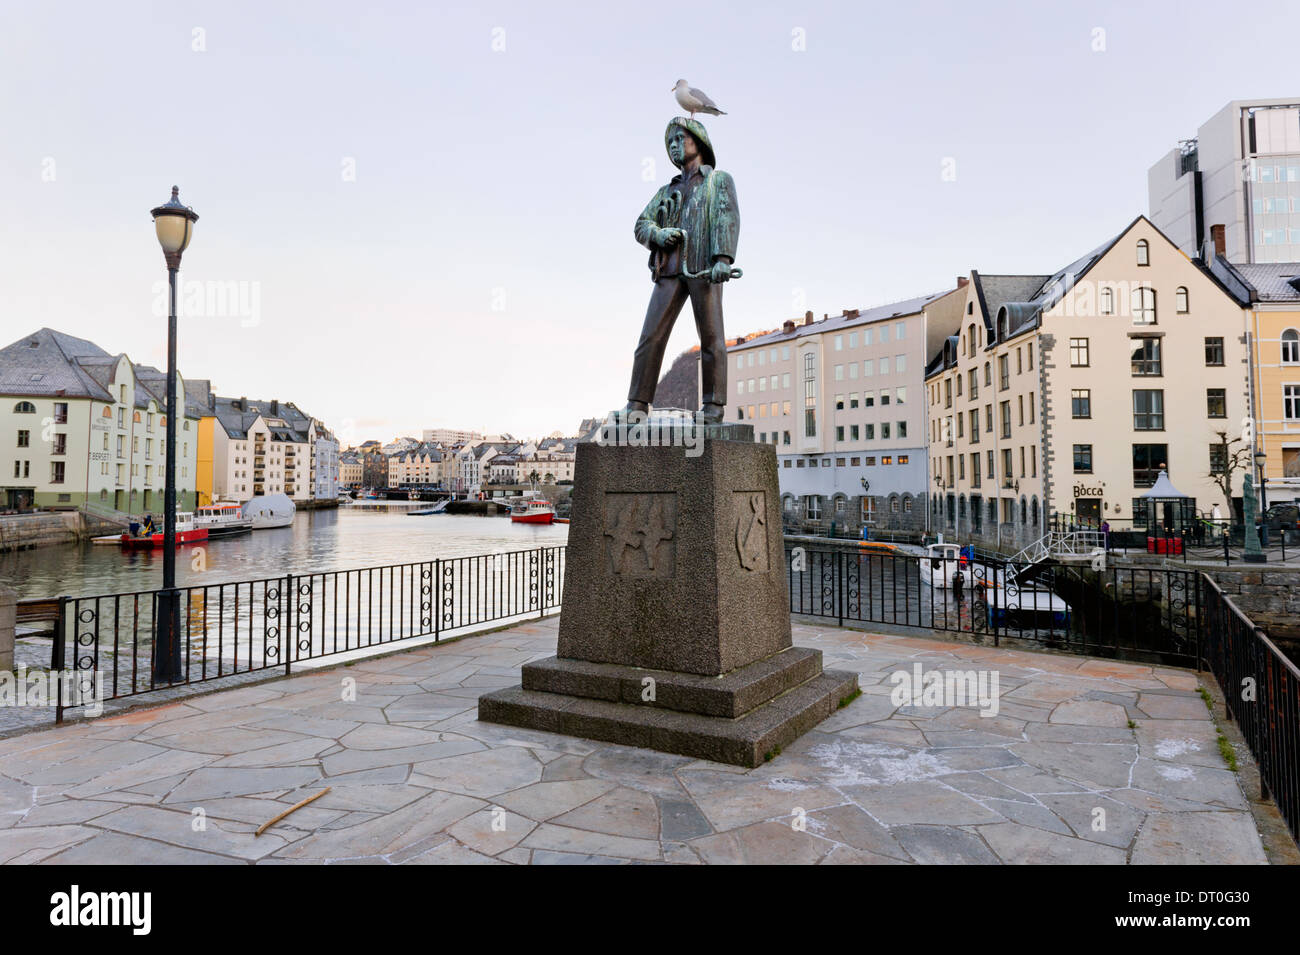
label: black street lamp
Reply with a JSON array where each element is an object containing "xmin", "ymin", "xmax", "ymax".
[
  {"xmin": 1254, "ymin": 451, "xmax": 1268, "ymax": 512},
  {"xmin": 149, "ymin": 186, "xmax": 198, "ymax": 684}
]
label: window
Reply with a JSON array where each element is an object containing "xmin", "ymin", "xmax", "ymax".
[
  {"xmin": 998, "ymin": 355, "xmax": 1010, "ymax": 390},
  {"xmin": 895, "ymin": 355, "xmax": 906, "ymax": 374},
  {"xmin": 898, "ymin": 421, "xmax": 907, "ymax": 438},
  {"xmin": 881, "ymin": 393, "xmax": 890, "ymax": 406},
  {"xmin": 1131, "ymin": 337, "xmax": 1162, "ymax": 376},
  {"xmin": 13, "ymin": 401, "xmax": 36, "ymax": 414},
  {"xmin": 865, "ymin": 424, "xmax": 875, "ymax": 440},
  {"xmin": 1286, "ymin": 385, "xmax": 1300, "ymax": 421},
  {"xmin": 1282, "ymin": 329, "xmax": 1299, "ymax": 364},
  {"xmin": 1136, "ymin": 239, "xmax": 1149, "ymax": 266},
  {"xmin": 882, "ymin": 456, "xmax": 893, "ymax": 465},
  {"xmin": 1073, "ymin": 444, "xmax": 1093, "ymax": 473},
  {"xmin": 864, "ymin": 392, "xmax": 874, "ymax": 407},
  {"xmin": 985, "ymin": 405, "xmax": 992, "ymax": 432},
  {"xmin": 50, "ymin": 461, "xmax": 65, "ymax": 484},
  {"xmin": 1133, "ymin": 390, "xmax": 1165, "ymax": 430},
  {"xmin": 835, "ymin": 426, "xmax": 844, "ymax": 441},
  {"xmin": 52, "ymin": 434, "xmax": 66, "ymax": 455},
  {"xmin": 1001, "ymin": 449, "xmax": 1013, "ymax": 487},
  {"xmin": 1132, "ymin": 443, "xmax": 1168, "ymax": 487},
  {"xmin": 1000, "ymin": 401, "xmax": 1011, "ymax": 439},
  {"xmin": 968, "ymin": 368, "xmax": 978, "ymax": 399},
  {"xmin": 969, "ymin": 409, "xmax": 980, "ymax": 443},
  {"xmin": 1069, "ymin": 338, "xmax": 1090, "ymax": 366},
  {"xmin": 1205, "ymin": 337, "xmax": 1224, "ymax": 365},
  {"xmin": 1209, "ymin": 443, "xmax": 1228, "ymax": 475},
  {"xmin": 983, "ymin": 362, "xmax": 991, "ymax": 387},
  {"xmin": 850, "ymin": 425, "xmax": 859, "ymax": 441},
  {"xmin": 1071, "ymin": 389, "xmax": 1090, "ymax": 418},
  {"xmin": 1207, "ymin": 388, "xmax": 1226, "ymax": 418},
  {"xmin": 1100, "ymin": 287, "xmax": 1114, "ymax": 315},
  {"xmin": 16, "ymin": 430, "xmax": 29, "ymax": 448},
  {"xmin": 882, "ymin": 423, "xmax": 891, "ymax": 439},
  {"xmin": 899, "ymin": 455, "xmax": 909, "ymax": 465},
  {"xmin": 1131, "ymin": 287, "xmax": 1156, "ymax": 325},
  {"xmin": 53, "ymin": 402, "xmax": 67, "ymax": 424},
  {"xmin": 896, "ymin": 387, "xmax": 905, "ymax": 405},
  {"xmin": 1175, "ymin": 287, "xmax": 1189, "ymax": 314}
]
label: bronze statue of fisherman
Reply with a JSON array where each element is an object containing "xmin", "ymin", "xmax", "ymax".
[{"xmin": 625, "ymin": 118, "xmax": 740, "ymax": 424}]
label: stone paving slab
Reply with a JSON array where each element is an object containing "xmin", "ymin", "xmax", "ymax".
[{"xmin": 0, "ymin": 617, "xmax": 1277, "ymax": 864}]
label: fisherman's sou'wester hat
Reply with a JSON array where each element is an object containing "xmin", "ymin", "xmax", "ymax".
[{"xmin": 664, "ymin": 117, "xmax": 715, "ymax": 169}]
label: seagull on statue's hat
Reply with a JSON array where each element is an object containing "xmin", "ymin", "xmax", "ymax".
[{"xmin": 672, "ymin": 79, "xmax": 726, "ymax": 119}]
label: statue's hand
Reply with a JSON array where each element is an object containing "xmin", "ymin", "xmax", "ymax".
[
  {"xmin": 709, "ymin": 260, "xmax": 733, "ymax": 284},
  {"xmin": 654, "ymin": 227, "xmax": 684, "ymax": 248}
]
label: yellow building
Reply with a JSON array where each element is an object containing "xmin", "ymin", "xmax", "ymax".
[{"xmin": 1213, "ymin": 261, "xmax": 1300, "ymax": 506}]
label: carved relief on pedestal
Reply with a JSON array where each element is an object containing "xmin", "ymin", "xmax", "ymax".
[
  {"xmin": 734, "ymin": 490, "xmax": 768, "ymax": 571},
  {"xmin": 603, "ymin": 492, "xmax": 677, "ymax": 577}
]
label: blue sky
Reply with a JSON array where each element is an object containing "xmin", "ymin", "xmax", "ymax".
[{"xmin": 1, "ymin": 0, "xmax": 1295, "ymax": 444}]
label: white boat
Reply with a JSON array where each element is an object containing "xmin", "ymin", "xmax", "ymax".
[
  {"xmin": 977, "ymin": 566, "xmax": 1071, "ymax": 629},
  {"xmin": 919, "ymin": 542, "xmax": 970, "ymax": 589},
  {"xmin": 242, "ymin": 493, "xmax": 296, "ymax": 529},
  {"xmin": 510, "ymin": 497, "xmax": 555, "ymax": 524},
  {"xmin": 194, "ymin": 501, "xmax": 253, "ymax": 538}
]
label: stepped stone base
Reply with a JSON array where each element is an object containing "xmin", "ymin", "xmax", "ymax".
[
  {"xmin": 479, "ymin": 651, "xmax": 858, "ymax": 768},
  {"xmin": 477, "ymin": 437, "xmax": 857, "ymax": 767}
]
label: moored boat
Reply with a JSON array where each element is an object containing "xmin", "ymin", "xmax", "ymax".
[
  {"xmin": 120, "ymin": 512, "xmax": 209, "ymax": 548},
  {"xmin": 242, "ymin": 493, "xmax": 296, "ymax": 529},
  {"xmin": 194, "ymin": 502, "xmax": 253, "ymax": 538},
  {"xmin": 510, "ymin": 497, "xmax": 555, "ymax": 524}
]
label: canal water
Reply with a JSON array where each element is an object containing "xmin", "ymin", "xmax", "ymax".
[{"xmin": 0, "ymin": 503, "xmax": 568, "ymax": 601}]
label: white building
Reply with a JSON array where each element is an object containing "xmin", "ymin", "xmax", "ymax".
[
  {"xmin": 0, "ymin": 328, "xmax": 201, "ymax": 513},
  {"xmin": 717, "ymin": 292, "xmax": 959, "ymax": 529},
  {"xmin": 1149, "ymin": 98, "xmax": 1300, "ymax": 263}
]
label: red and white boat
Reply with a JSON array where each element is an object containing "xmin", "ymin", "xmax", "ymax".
[
  {"xmin": 510, "ymin": 497, "xmax": 555, "ymax": 524},
  {"xmin": 120, "ymin": 511, "xmax": 209, "ymax": 548}
]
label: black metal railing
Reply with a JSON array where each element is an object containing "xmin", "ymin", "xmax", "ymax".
[
  {"xmin": 48, "ymin": 546, "xmax": 565, "ymax": 720},
  {"xmin": 783, "ymin": 542, "xmax": 1201, "ymax": 666},
  {"xmin": 1199, "ymin": 574, "xmax": 1299, "ymax": 842}
]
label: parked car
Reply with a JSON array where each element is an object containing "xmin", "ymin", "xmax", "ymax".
[{"xmin": 1258, "ymin": 503, "xmax": 1300, "ymax": 542}]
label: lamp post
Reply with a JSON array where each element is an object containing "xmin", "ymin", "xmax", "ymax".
[
  {"xmin": 1254, "ymin": 451, "xmax": 1268, "ymax": 513},
  {"xmin": 149, "ymin": 186, "xmax": 198, "ymax": 684}
]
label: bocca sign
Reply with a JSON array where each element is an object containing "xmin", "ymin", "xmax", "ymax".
[{"xmin": 1073, "ymin": 484, "xmax": 1103, "ymax": 498}]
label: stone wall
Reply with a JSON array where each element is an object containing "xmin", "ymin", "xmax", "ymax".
[
  {"xmin": 0, "ymin": 511, "xmax": 122, "ymax": 553},
  {"xmin": 1201, "ymin": 567, "xmax": 1300, "ymax": 642}
]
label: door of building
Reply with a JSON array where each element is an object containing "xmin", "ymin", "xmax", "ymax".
[{"xmin": 1076, "ymin": 498, "xmax": 1101, "ymax": 526}]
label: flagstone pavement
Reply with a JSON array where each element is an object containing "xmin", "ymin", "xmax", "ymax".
[{"xmin": 0, "ymin": 618, "xmax": 1274, "ymax": 864}]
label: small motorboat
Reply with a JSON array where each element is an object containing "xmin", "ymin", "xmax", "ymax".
[
  {"xmin": 918, "ymin": 542, "xmax": 969, "ymax": 589},
  {"xmin": 120, "ymin": 512, "xmax": 209, "ymax": 549},
  {"xmin": 510, "ymin": 497, "xmax": 555, "ymax": 525},
  {"xmin": 194, "ymin": 502, "xmax": 253, "ymax": 538},
  {"xmin": 975, "ymin": 566, "xmax": 1071, "ymax": 630}
]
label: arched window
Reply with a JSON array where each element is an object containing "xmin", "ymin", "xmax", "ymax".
[
  {"xmin": 983, "ymin": 361, "xmax": 991, "ymax": 387},
  {"xmin": 902, "ymin": 494, "xmax": 913, "ymax": 513},
  {"xmin": 890, "ymin": 494, "xmax": 901, "ymax": 514},
  {"xmin": 1131, "ymin": 287, "xmax": 1156, "ymax": 325},
  {"xmin": 1136, "ymin": 239, "xmax": 1150, "ymax": 266},
  {"xmin": 1020, "ymin": 496, "xmax": 1028, "ymax": 525},
  {"xmin": 1175, "ymin": 286, "xmax": 1189, "ymax": 313},
  {"xmin": 782, "ymin": 494, "xmax": 794, "ymax": 512},
  {"xmin": 1282, "ymin": 329, "xmax": 1300, "ymax": 364},
  {"xmin": 967, "ymin": 324, "xmax": 977, "ymax": 357},
  {"xmin": 1031, "ymin": 496, "xmax": 1039, "ymax": 528},
  {"xmin": 1099, "ymin": 287, "xmax": 1113, "ymax": 315},
  {"xmin": 13, "ymin": 401, "xmax": 36, "ymax": 414}
]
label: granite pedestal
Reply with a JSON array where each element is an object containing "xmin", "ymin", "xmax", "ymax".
[{"xmin": 478, "ymin": 430, "xmax": 857, "ymax": 767}]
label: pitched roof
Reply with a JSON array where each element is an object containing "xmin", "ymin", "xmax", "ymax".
[
  {"xmin": 0, "ymin": 328, "xmax": 115, "ymax": 400},
  {"xmin": 729, "ymin": 290, "xmax": 954, "ymax": 351},
  {"xmin": 1229, "ymin": 262, "xmax": 1300, "ymax": 302}
]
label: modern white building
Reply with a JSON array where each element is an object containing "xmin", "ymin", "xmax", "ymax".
[
  {"xmin": 203, "ymin": 393, "xmax": 338, "ymax": 504},
  {"xmin": 1149, "ymin": 98, "xmax": 1300, "ymax": 263}
]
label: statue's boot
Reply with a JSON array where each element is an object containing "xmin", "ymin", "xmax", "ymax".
[{"xmin": 697, "ymin": 402, "xmax": 725, "ymax": 424}]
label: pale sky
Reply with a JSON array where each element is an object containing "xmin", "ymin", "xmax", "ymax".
[{"xmin": 1, "ymin": 0, "xmax": 1295, "ymax": 445}]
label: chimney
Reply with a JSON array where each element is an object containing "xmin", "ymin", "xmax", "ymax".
[
  {"xmin": 804, "ymin": 310, "xmax": 814, "ymax": 325},
  {"xmin": 271, "ymin": 399, "xmax": 279, "ymax": 416},
  {"xmin": 957, "ymin": 276, "xmax": 969, "ymax": 288},
  {"xmin": 208, "ymin": 392, "xmax": 215, "ymax": 411},
  {"xmin": 843, "ymin": 308, "xmax": 859, "ymax": 318},
  {"xmin": 239, "ymin": 396, "xmax": 246, "ymax": 411},
  {"xmin": 1210, "ymin": 224, "xmax": 1226, "ymax": 258},
  {"xmin": 782, "ymin": 319, "xmax": 796, "ymax": 334}
]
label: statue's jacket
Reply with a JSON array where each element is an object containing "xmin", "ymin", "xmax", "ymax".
[{"xmin": 634, "ymin": 165, "xmax": 739, "ymax": 281}]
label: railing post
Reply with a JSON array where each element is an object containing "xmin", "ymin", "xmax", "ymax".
[
  {"xmin": 53, "ymin": 595, "xmax": 67, "ymax": 724},
  {"xmin": 434, "ymin": 559, "xmax": 442, "ymax": 642},
  {"xmin": 538, "ymin": 547, "xmax": 545, "ymax": 619},
  {"xmin": 836, "ymin": 548, "xmax": 845, "ymax": 627},
  {"xmin": 284, "ymin": 573, "xmax": 293, "ymax": 678}
]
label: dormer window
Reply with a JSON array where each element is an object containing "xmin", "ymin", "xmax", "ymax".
[{"xmin": 1136, "ymin": 239, "xmax": 1150, "ymax": 266}]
